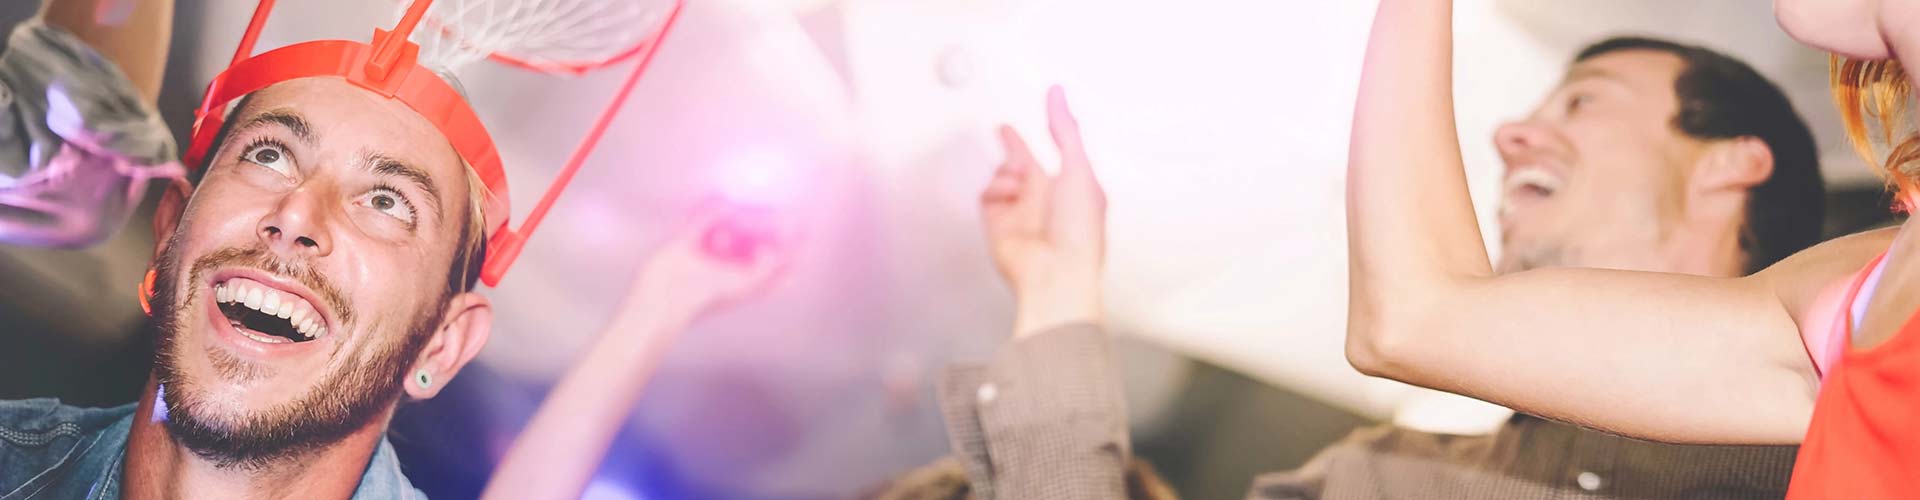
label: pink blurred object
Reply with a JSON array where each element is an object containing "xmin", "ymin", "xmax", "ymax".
[
  {"xmin": 93, "ymin": 0, "xmax": 135, "ymax": 25},
  {"xmin": 0, "ymin": 46, "xmax": 184, "ymax": 248},
  {"xmin": 700, "ymin": 207, "xmax": 777, "ymax": 264},
  {"xmin": 0, "ymin": 139, "xmax": 182, "ymax": 248}
]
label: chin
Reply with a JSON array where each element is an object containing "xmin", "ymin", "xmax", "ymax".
[
  {"xmin": 162, "ymin": 335, "xmax": 290, "ymax": 420},
  {"xmin": 1774, "ymin": 0, "xmax": 1893, "ymax": 59}
]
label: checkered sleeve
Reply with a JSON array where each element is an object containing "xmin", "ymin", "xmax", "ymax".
[{"xmin": 937, "ymin": 323, "xmax": 1130, "ymax": 500}]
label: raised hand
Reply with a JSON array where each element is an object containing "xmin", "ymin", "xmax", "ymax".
[
  {"xmin": 981, "ymin": 86, "xmax": 1107, "ymax": 338},
  {"xmin": 483, "ymin": 203, "xmax": 794, "ymax": 500},
  {"xmin": 626, "ymin": 202, "xmax": 793, "ymax": 328}
]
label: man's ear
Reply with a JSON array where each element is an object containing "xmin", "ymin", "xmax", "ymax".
[
  {"xmin": 1693, "ymin": 136, "xmax": 1775, "ymax": 193},
  {"xmin": 151, "ymin": 177, "xmax": 193, "ymax": 259},
  {"xmin": 405, "ymin": 292, "xmax": 493, "ymax": 400}
]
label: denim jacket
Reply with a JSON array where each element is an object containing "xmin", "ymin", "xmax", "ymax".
[{"xmin": 0, "ymin": 398, "xmax": 425, "ymax": 499}]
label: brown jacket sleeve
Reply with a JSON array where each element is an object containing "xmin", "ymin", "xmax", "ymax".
[
  {"xmin": 1247, "ymin": 416, "xmax": 1796, "ymax": 500},
  {"xmin": 937, "ymin": 323, "xmax": 1131, "ymax": 500}
]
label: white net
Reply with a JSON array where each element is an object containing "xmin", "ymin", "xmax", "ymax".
[{"xmin": 394, "ymin": 0, "xmax": 676, "ymax": 74}]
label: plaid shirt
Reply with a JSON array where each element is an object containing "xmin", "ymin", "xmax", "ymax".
[
  {"xmin": 939, "ymin": 326, "xmax": 1796, "ymax": 500},
  {"xmin": 1250, "ymin": 416, "xmax": 1795, "ymax": 500},
  {"xmin": 939, "ymin": 324, "xmax": 1130, "ymax": 500}
]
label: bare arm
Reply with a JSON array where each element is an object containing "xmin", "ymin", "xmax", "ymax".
[
  {"xmin": 1344, "ymin": 0, "xmax": 1882, "ymax": 444},
  {"xmin": 40, "ymin": 0, "xmax": 173, "ymax": 102},
  {"xmin": 481, "ymin": 300, "xmax": 686, "ymax": 500},
  {"xmin": 480, "ymin": 207, "xmax": 790, "ymax": 500}
]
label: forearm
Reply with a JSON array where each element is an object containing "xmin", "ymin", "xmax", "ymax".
[
  {"xmin": 41, "ymin": 0, "xmax": 173, "ymax": 103},
  {"xmin": 480, "ymin": 305, "xmax": 689, "ymax": 500},
  {"xmin": 1345, "ymin": 0, "xmax": 1492, "ymax": 368}
]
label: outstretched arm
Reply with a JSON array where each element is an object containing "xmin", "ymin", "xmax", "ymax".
[
  {"xmin": 41, "ymin": 0, "xmax": 173, "ymax": 102},
  {"xmin": 481, "ymin": 206, "xmax": 791, "ymax": 500},
  {"xmin": 1344, "ymin": 0, "xmax": 1883, "ymax": 444},
  {"xmin": 935, "ymin": 86, "xmax": 1129, "ymax": 499}
]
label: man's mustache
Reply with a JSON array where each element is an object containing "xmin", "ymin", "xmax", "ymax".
[{"xmin": 187, "ymin": 244, "xmax": 354, "ymax": 328}]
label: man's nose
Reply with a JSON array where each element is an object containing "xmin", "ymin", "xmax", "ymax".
[
  {"xmin": 1493, "ymin": 120, "xmax": 1551, "ymax": 159},
  {"xmin": 257, "ymin": 185, "xmax": 335, "ymax": 258}
]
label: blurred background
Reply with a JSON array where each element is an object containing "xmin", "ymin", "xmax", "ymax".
[{"xmin": 0, "ymin": 0, "xmax": 1900, "ymax": 498}]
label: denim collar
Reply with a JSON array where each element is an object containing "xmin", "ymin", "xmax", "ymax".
[{"xmin": 77, "ymin": 409, "xmax": 422, "ymax": 499}]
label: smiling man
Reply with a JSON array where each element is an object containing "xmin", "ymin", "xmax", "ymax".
[
  {"xmin": 0, "ymin": 72, "xmax": 493, "ymax": 498},
  {"xmin": 1487, "ymin": 38, "xmax": 1822, "ymax": 278},
  {"xmin": 0, "ymin": 55, "xmax": 793, "ymax": 497},
  {"xmin": 900, "ymin": 38, "xmax": 1829, "ymax": 500},
  {"xmin": 150, "ymin": 76, "xmax": 495, "ymax": 487},
  {"xmin": 1282, "ymin": 36, "xmax": 1826, "ymax": 498}
]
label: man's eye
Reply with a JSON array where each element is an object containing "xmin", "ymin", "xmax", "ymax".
[
  {"xmin": 1567, "ymin": 93, "xmax": 1593, "ymax": 114},
  {"xmin": 361, "ymin": 188, "xmax": 416, "ymax": 224},
  {"xmin": 240, "ymin": 141, "xmax": 295, "ymax": 176}
]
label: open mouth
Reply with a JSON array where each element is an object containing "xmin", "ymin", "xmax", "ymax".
[
  {"xmin": 1498, "ymin": 166, "xmax": 1566, "ymax": 229},
  {"xmin": 1504, "ymin": 168, "xmax": 1563, "ymax": 201},
  {"xmin": 213, "ymin": 278, "xmax": 328, "ymax": 344}
]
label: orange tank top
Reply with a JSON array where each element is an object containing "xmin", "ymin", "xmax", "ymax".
[{"xmin": 1788, "ymin": 251, "xmax": 1920, "ymax": 498}]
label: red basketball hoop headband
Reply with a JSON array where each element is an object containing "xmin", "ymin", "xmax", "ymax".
[{"xmin": 183, "ymin": 0, "xmax": 685, "ymax": 287}]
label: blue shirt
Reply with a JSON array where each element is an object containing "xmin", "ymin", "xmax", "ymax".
[{"xmin": 0, "ymin": 398, "xmax": 425, "ymax": 499}]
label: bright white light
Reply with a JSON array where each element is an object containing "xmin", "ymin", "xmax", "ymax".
[
  {"xmin": 581, "ymin": 479, "xmax": 646, "ymax": 500},
  {"xmin": 152, "ymin": 383, "xmax": 169, "ymax": 423},
  {"xmin": 715, "ymin": 149, "xmax": 800, "ymax": 206}
]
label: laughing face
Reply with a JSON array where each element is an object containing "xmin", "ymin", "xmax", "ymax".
[
  {"xmin": 1492, "ymin": 49, "xmax": 1703, "ymax": 274},
  {"xmin": 147, "ymin": 77, "xmax": 488, "ymax": 469}
]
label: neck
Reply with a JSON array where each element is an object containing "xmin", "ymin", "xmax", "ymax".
[
  {"xmin": 122, "ymin": 376, "xmax": 389, "ymax": 500},
  {"xmin": 1657, "ymin": 212, "xmax": 1748, "ymax": 278}
]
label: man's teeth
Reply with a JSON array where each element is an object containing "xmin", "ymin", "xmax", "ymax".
[
  {"xmin": 1505, "ymin": 168, "xmax": 1563, "ymax": 195},
  {"xmin": 213, "ymin": 279, "xmax": 327, "ymax": 340}
]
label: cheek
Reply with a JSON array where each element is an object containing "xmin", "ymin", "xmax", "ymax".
[
  {"xmin": 167, "ymin": 197, "xmax": 262, "ymax": 266},
  {"xmin": 1775, "ymin": 0, "xmax": 1891, "ymax": 58},
  {"xmin": 180, "ymin": 176, "xmax": 276, "ymax": 237},
  {"xmin": 329, "ymin": 239, "xmax": 444, "ymax": 316}
]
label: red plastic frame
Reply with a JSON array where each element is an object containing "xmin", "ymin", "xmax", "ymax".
[{"xmin": 184, "ymin": 0, "xmax": 685, "ymax": 287}]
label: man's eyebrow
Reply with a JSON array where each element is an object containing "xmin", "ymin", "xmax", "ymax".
[
  {"xmin": 1563, "ymin": 66, "xmax": 1627, "ymax": 86},
  {"xmin": 363, "ymin": 152, "xmax": 445, "ymax": 216},
  {"xmin": 235, "ymin": 109, "xmax": 315, "ymax": 145}
]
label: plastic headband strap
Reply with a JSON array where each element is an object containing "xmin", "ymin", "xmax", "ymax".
[{"xmin": 184, "ymin": 0, "xmax": 684, "ymax": 287}]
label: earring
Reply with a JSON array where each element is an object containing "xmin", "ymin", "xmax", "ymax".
[
  {"xmin": 138, "ymin": 269, "xmax": 157, "ymax": 316},
  {"xmin": 415, "ymin": 370, "xmax": 433, "ymax": 389}
]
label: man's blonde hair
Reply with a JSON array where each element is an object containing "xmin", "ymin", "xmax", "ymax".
[{"xmin": 446, "ymin": 163, "xmax": 489, "ymax": 294}]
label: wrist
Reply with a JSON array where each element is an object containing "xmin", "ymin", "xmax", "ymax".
[{"xmin": 1010, "ymin": 273, "xmax": 1103, "ymax": 339}]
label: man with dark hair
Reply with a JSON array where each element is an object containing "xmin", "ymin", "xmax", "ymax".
[
  {"xmin": 1256, "ymin": 35, "xmax": 1821, "ymax": 499},
  {"xmin": 1502, "ymin": 36, "xmax": 1829, "ymax": 276},
  {"xmin": 1573, "ymin": 38, "xmax": 1826, "ymax": 273},
  {"xmin": 925, "ymin": 36, "xmax": 1824, "ymax": 499}
]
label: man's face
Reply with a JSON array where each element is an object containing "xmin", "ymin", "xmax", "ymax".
[
  {"xmin": 148, "ymin": 78, "xmax": 471, "ymax": 468},
  {"xmin": 1493, "ymin": 50, "xmax": 1703, "ymax": 273}
]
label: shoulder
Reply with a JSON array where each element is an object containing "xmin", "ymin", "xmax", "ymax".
[
  {"xmin": 1757, "ymin": 227, "xmax": 1893, "ymax": 321},
  {"xmin": 353, "ymin": 437, "xmax": 430, "ymax": 500},
  {"xmin": 0, "ymin": 398, "xmax": 132, "ymax": 437},
  {"xmin": 0, "ymin": 399, "xmax": 134, "ymax": 498},
  {"xmin": 1746, "ymin": 228, "xmax": 1893, "ymax": 384}
]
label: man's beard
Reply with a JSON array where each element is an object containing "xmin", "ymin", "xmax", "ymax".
[
  {"xmin": 148, "ymin": 235, "xmax": 442, "ymax": 471},
  {"xmin": 1496, "ymin": 241, "xmax": 1570, "ymax": 275}
]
